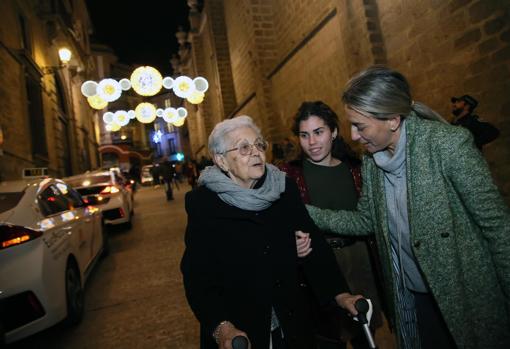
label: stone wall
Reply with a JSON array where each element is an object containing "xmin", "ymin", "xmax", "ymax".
[
  {"xmin": 186, "ymin": 0, "xmax": 510, "ymax": 201},
  {"xmin": 0, "ymin": 0, "xmax": 99, "ymax": 181}
]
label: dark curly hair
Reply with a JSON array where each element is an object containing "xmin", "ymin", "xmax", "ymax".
[{"xmin": 292, "ymin": 101, "xmax": 360, "ymax": 166}]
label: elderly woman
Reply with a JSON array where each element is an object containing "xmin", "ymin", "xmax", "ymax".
[
  {"xmin": 305, "ymin": 66, "xmax": 510, "ymax": 349},
  {"xmin": 181, "ymin": 116, "xmax": 361, "ymax": 349}
]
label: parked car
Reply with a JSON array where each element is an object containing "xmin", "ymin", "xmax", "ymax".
[
  {"xmin": 0, "ymin": 176, "xmax": 106, "ymax": 344},
  {"xmin": 64, "ymin": 169, "xmax": 134, "ymax": 227},
  {"xmin": 140, "ymin": 165, "xmax": 154, "ymax": 186}
]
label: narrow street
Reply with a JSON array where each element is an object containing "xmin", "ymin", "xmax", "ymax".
[
  {"xmin": 7, "ymin": 181, "xmax": 395, "ymax": 349},
  {"xmin": 9, "ymin": 184, "xmax": 199, "ymax": 349}
]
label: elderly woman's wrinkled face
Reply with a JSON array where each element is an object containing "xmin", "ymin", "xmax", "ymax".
[
  {"xmin": 218, "ymin": 126, "xmax": 267, "ymax": 188},
  {"xmin": 345, "ymin": 105, "xmax": 401, "ymax": 155}
]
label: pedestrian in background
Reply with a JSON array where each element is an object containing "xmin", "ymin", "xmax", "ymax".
[
  {"xmin": 280, "ymin": 101, "xmax": 383, "ymax": 349},
  {"xmin": 306, "ymin": 66, "xmax": 510, "ymax": 349},
  {"xmin": 184, "ymin": 160, "xmax": 198, "ymax": 189},
  {"xmin": 450, "ymin": 94, "xmax": 499, "ymax": 150},
  {"xmin": 181, "ymin": 115, "xmax": 364, "ymax": 349},
  {"xmin": 160, "ymin": 159, "xmax": 175, "ymax": 201}
]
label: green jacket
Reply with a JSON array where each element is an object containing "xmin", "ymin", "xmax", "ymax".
[{"xmin": 308, "ymin": 114, "xmax": 510, "ymax": 348}]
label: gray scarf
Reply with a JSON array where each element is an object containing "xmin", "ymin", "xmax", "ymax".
[{"xmin": 198, "ymin": 163, "xmax": 286, "ymax": 211}]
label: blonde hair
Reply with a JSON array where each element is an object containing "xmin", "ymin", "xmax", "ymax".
[{"xmin": 343, "ymin": 66, "xmax": 446, "ymax": 123}]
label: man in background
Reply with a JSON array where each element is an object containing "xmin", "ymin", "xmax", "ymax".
[{"xmin": 451, "ymin": 94, "xmax": 499, "ymax": 150}]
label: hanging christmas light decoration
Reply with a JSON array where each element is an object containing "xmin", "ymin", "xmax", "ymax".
[
  {"xmin": 103, "ymin": 112, "xmax": 115, "ymax": 124},
  {"xmin": 135, "ymin": 102, "xmax": 157, "ymax": 123},
  {"xmin": 172, "ymin": 76, "xmax": 195, "ymax": 98},
  {"xmin": 81, "ymin": 81, "xmax": 98, "ymax": 97},
  {"xmin": 97, "ymin": 79, "xmax": 122, "ymax": 102},
  {"xmin": 83, "ymin": 65, "xmax": 206, "ymax": 132},
  {"xmin": 186, "ymin": 90, "xmax": 205, "ymax": 104},
  {"xmin": 162, "ymin": 77, "xmax": 174, "ymax": 89},
  {"xmin": 87, "ymin": 95, "xmax": 108, "ymax": 110},
  {"xmin": 162, "ymin": 107, "xmax": 179, "ymax": 124},
  {"xmin": 130, "ymin": 66, "xmax": 163, "ymax": 96},
  {"xmin": 177, "ymin": 107, "xmax": 188, "ymax": 119},
  {"xmin": 114, "ymin": 110, "xmax": 130, "ymax": 127},
  {"xmin": 172, "ymin": 118, "xmax": 186, "ymax": 127},
  {"xmin": 119, "ymin": 78, "xmax": 132, "ymax": 91},
  {"xmin": 193, "ymin": 77, "xmax": 209, "ymax": 93},
  {"xmin": 105, "ymin": 123, "xmax": 121, "ymax": 132}
]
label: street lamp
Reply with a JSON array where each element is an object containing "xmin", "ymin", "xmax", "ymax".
[{"xmin": 58, "ymin": 47, "xmax": 72, "ymax": 66}]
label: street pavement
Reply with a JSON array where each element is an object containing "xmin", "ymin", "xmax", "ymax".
[
  {"xmin": 8, "ymin": 181, "xmax": 395, "ymax": 349},
  {"xmin": 9, "ymin": 184, "xmax": 199, "ymax": 349}
]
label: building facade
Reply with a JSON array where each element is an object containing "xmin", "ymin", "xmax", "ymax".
[
  {"xmin": 175, "ymin": 0, "xmax": 510, "ymax": 202},
  {"xmin": 0, "ymin": 0, "xmax": 101, "ymax": 180}
]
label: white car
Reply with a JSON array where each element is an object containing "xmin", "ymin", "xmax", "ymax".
[
  {"xmin": 64, "ymin": 170, "xmax": 134, "ymax": 227},
  {"xmin": 0, "ymin": 177, "xmax": 106, "ymax": 344},
  {"xmin": 140, "ymin": 165, "xmax": 153, "ymax": 186}
]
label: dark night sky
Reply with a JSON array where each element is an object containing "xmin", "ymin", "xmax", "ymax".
[{"xmin": 86, "ymin": 0, "xmax": 190, "ymax": 76}]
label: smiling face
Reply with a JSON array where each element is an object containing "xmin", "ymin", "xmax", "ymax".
[
  {"xmin": 344, "ymin": 105, "xmax": 401, "ymax": 155},
  {"xmin": 298, "ymin": 116, "xmax": 337, "ymax": 165},
  {"xmin": 214, "ymin": 126, "xmax": 266, "ymax": 188}
]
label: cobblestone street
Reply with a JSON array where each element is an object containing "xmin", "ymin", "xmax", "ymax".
[{"xmin": 9, "ymin": 184, "xmax": 199, "ymax": 349}]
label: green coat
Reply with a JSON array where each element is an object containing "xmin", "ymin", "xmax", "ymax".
[{"xmin": 308, "ymin": 114, "xmax": 510, "ymax": 348}]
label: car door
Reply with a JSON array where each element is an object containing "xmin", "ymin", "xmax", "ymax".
[
  {"xmin": 64, "ymin": 185, "xmax": 102, "ymax": 264},
  {"xmin": 38, "ymin": 184, "xmax": 88, "ymax": 272}
]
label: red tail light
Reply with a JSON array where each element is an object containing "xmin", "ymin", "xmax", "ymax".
[
  {"xmin": 0, "ymin": 224, "xmax": 43, "ymax": 250},
  {"xmin": 100, "ymin": 185, "xmax": 120, "ymax": 195}
]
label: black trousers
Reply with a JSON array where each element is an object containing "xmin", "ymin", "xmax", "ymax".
[
  {"xmin": 413, "ymin": 292, "xmax": 457, "ymax": 349},
  {"xmin": 271, "ymin": 328, "xmax": 288, "ymax": 349}
]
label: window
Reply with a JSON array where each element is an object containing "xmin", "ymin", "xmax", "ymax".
[
  {"xmin": 38, "ymin": 185, "xmax": 71, "ymax": 216},
  {"xmin": 19, "ymin": 15, "xmax": 32, "ymax": 54},
  {"xmin": 63, "ymin": 186, "xmax": 86, "ymax": 208},
  {"xmin": 168, "ymin": 138, "xmax": 176, "ymax": 155},
  {"xmin": 26, "ymin": 75, "xmax": 48, "ymax": 160}
]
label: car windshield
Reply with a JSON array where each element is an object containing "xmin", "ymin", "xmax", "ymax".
[{"xmin": 0, "ymin": 192, "xmax": 24, "ymax": 213}]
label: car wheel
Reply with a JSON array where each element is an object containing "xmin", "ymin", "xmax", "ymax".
[{"xmin": 65, "ymin": 261, "xmax": 84, "ymax": 325}]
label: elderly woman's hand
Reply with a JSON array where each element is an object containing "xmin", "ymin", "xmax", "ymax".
[
  {"xmin": 335, "ymin": 293, "xmax": 364, "ymax": 316},
  {"xmin": 295, "ymin": 230, "xmax": 312, "ymax": 257},
  {"xmin": 215, "ymin": 321, "xmax": 251, "ymax": 349}
]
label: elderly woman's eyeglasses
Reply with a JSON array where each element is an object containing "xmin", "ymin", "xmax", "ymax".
[{"xmin": 222, "ymin": 139, "xmax": 268, "ymax": 156}]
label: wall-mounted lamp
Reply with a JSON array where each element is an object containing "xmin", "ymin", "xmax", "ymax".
[
  {"xmin": 58, "ymin": 47, "xmax": 72, "ymax": 65},
  {"xmin": 43, "ymin": 47, "xmax": 75, "ymax": 75}
]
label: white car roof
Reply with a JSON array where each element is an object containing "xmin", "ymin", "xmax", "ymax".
[{"xmin": 0, "ymin": 178, "xmax": 58, "ymax": 227}]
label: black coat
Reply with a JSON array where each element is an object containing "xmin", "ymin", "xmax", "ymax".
[
  {"xmin": 451, "ymin": 113, "xmax": 499, "ymax": 149},
  {"xmin": 181, "ymin": 177, "xmax": 349, "ymax": 348}
]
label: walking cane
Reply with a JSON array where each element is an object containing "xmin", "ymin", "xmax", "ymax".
[
  {"xmin": 232, "ymin": 335, "xmax": 249, "ymax": 349},
  {"xmin": 355, "ymin": 298, "xmax": 377, "ymax": 349}
]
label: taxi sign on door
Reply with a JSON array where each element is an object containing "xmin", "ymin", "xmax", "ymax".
[{"xmin": 22, "ymin": 168, "xmax": 49, "ymax": 178}]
